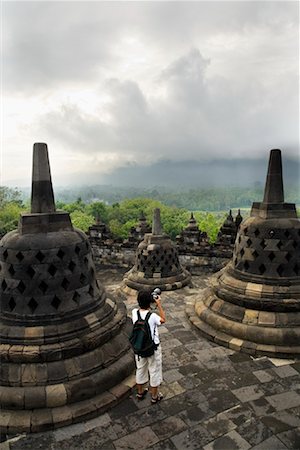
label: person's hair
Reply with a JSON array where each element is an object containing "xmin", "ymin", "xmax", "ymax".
[{"xmin": 137, "ymin": 290, "xmax": 152, "ymax": 309}]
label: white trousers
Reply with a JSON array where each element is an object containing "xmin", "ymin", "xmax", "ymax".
[{"xmin": 135, "ymin": 345, "xmax": 162, "ymax": 387}]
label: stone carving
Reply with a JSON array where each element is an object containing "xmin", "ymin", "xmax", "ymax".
[
  {"xmin": 123, "ymin": 211, "xmax": 151, "ymax": 248},
  {"xmin": 188, "ymin": 149, "xmax": 300, "ymax": 358},
  {"xmin": 176, "ymin": 212, "xmax": 208, "ymax": 246},
  {"xmin": 0, "ymin": 143, "xmax": 134, "ymax": 434},
  {"xmin": 123, "ymin": 208, "xmax": 191, "ymax": 292},
  {"xmin": 216, "ymin": 209, "xmax": 242, "ymax": 246}
]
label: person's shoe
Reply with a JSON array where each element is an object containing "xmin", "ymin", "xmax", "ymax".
[
  {"xmin": 151, "ymin": 393, "xmax": 163, "ymax": 404},
  {"xmin": 136, "ymin": 388, "xmax": 148, "ymax": 401}
]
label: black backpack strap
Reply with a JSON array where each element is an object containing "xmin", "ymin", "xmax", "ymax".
[
  {"xmin": 137, "ymin": 310, "xmax": 141, "ymax": 320},
  {"xmin": 145, "ymin": 311, "xmax": 152, "ymax": 322}
]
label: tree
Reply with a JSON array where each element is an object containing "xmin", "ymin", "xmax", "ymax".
[{"xmin": 70, "ymin": 210, "xmax": 94, "ymax": 232}]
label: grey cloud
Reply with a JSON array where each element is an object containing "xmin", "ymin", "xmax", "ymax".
[
  {"xmin": 38, "ymin": 44, "xmax": 298, "ymax": 167},
  {"xmin": 3, "ymin": 2, "xmax": 298, "ymax": 93}
]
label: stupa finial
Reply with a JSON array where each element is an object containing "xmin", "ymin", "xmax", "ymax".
[
  {"xmin": 152, "ymin": 208, "xmax": 163, "ymax": 235},
  {"xmin": 263, "ymin": 149, "xmax": 284, "ymax": 204},
  {"xmin": 31, "ymin": 143, "xmax": 56, "ymax": 213}
]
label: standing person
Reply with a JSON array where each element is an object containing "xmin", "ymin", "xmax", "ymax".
[{"xmin": 131, "ymin": 290, "xmax": 166, "ymax": 404}]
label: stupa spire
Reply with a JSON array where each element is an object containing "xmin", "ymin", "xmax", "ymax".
[
  {"xmin": 263, "ymin": 149, "xmax": 284, "ymax": 204},
  {"xmin": 31, "ymin": 143, "xmax": 56, "ymax": 213},
  {"xmin": 152, "ymin": 208, "xmax": 163, "ymax": 235}
]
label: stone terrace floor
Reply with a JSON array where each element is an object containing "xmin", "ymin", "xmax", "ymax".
[{"xmin": 2, "ymin": 270, "xmax": 300, "ymax": 450}]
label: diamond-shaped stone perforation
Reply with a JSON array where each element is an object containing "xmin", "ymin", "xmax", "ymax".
[
  {"xmin": 57, "ymin": 249, "xmax": 65, "ymax": 260},
  {"xmin": 27, "ymin": 266, "xmax": 36, "ymax": 279},
  {"xmin": 233, "ymin": 223, "xmax": 300, "ymax": 278},
  {"xmin": 8, "ymin": 265, "xmax": 15, "ymax": 276},
  {"xmin": 72, "ymin": 291, "xmax": 80, "ymax": 304},
  {"xmin": 51, "ymin": 295, "xmax": 61, "ymax": 310},
  {"xmin": 8, "ymin": 297, "xmax": 16, "ymax": 311},
  {"xmin": 68, "ymin": 261, "xmax": 76, "ymax": 272},
  {"xmin": 17, "ymin": 280, "xmax": 26, "ymax": 294},
  {"xmin": 48, "ymin": 264, "xmax": 57, "ymax": 276},
  {"xmin": 35, "ymin": 251, "xmax": 45, "ymax": 262},
  {"xmin": 16, "ymin": 251, "xmax": 24, "ymax": 262},
  {"xmin": 61, "ymin": 278, "xmax": 70, "ymax": 290},
  {"xmin": 28, "ymin": 297, "xmax": 38, "ymax": 313},
  {"xmin": 137, "ymin": 245, "xmax": 182, "ymax": 277},
  {"xmin": 39, "ymin": 281, "xmax": 48, "ymax": 294}
]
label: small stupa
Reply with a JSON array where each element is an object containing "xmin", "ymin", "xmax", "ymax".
[
  {"xmin": 216, "ymin": 210, "xmax": 237, "ymax": 246},
  {"xmin": 188, "ymin": 149, "xmax": 300, "ymax": 358},
  {"xmin": 123, "ymin": 208, "xmax": 191, "ymax": 292},
  {"xmin": 176, "ymin": 213, "xmax": 202, "ymax": 245},
  {"xmin": 0, "ymin": 143, "xmax": 134, "ymax": 434}
]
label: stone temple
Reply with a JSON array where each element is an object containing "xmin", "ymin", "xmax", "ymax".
[
  {"xmin": 0, "ymin": 143, "xmax": 134, "ymax": 434},
  {"xmin": 123, "ymin": 208, "xmax": 191, "ymax": 292},
  {"xmin": 188, "ymin": 149, "xmax": 300, "ymax": 358}
]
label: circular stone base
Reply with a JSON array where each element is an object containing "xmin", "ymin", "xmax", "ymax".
[
  {"xmin": 187, "ymin": 290, "xmax": 300, "ymax": 359},
  {"xmin": 123, "ymin": 269, "xmax": 192, "ymax": 293},
  {"xmin": 0, "ymin": 374, "xmax": 135, "ymax": 435}
]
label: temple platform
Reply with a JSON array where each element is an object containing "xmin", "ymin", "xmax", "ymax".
[{"xmin": 3, "ymin": 269, "xmax": 300, "ymax": 450}]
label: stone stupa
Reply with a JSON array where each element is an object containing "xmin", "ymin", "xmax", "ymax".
[
  {"xmin": 123, "ymin": 208, "xmax": 191, "ymax": 292},
  {"xmin": 188, "ymin": 149, "xmax": 300, "ymax": 358},
  {"xmin": 0, "ymin": 143, "xmax": 134, "ymax": 434}
]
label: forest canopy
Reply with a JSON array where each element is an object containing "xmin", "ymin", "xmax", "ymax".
[{"xmin": 1, "ymin": 185, "xmax": 299, "ymax": 243}]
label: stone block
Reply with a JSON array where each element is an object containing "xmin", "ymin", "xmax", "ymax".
[
  {"xmin": 22, "ymin": 345, "xmax": 40, "ymax": 362},
  {"xmin": 258, "ymin": 312, "xmax": 276, "ymax": 326},
  {"xmin": 109, "ymin": 382, "xmax": 131, "ymax": 401},
  {"xmin": 21, "ymin": 363, "xmax": 37, "ymax": 384},
  {"xmin": 229, "ymin": 338, "xmax": 244, "ymax": 351},
  {"xmin": 8, "ymin": 345, "xmax": 24, "ymax": 362},
  {"xmin": 35, "ymin": 363, "xmax": 48, "ymax": 385},
  {"xmin": 243, "ymin": 309, "xmax": 259, "ymax": 324},
  {"xmin": 0, "ymin": 344, "xmax": 10, "ymax": 362},
  {"xmin": 1, "ymin": 386, "xmax": 25, "ymax": 409},
  {"xmin": 8, "ymin": 363, "xmax": 21, "ymax": 385},
  {"xmin": 24, "ymin": 386, "xmax": 46, "ymax": 410},
  {"xmin": 24, "ymin": 326, "xmax": 44, "ymax": 341},
  {"xmin": 52, "ymin": 405, "xmax": 73, "ymax": 429},
  {"xmin": 31, "ymin": 408, "xmax": 54, "ymax": 432},
  {"xmin": 70, "ymin": 397, "xmax": 98, "ymax": 423},
  {"xmin": 8, "ymin": 410, "xmax": 31, "ymax": 433},
  {"xmin": 46, "ymin": 383, "xmax": 67, "ymax": 407}
]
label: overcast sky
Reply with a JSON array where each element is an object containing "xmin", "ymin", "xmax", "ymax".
[{"xmin": 1, "ymin": 1, "xmax": 299, "ymax": 187}]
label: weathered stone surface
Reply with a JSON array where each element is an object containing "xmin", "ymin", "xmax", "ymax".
[
  {"xmin": 190, "ymin": 149, "xmax": 300, "ymax": 358},
  {"xmin": 122, "ymin": 208, "xmax": 191, "ymax": 292},
  {"xmin": 0, "ymin": 143, "xmax": 135, "ymax": 434}
]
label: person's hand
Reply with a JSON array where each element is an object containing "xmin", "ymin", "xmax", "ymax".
[{"xmin": 154, "ymin": 295, "xmax": 161, "ymax": 306}]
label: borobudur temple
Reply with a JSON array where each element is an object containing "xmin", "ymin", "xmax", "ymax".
[
  {"xmin": 0, "ymin": 143, "xmax": 134, "ymax": 434},
  {"xmin": 188, "ymin": 149, "xmax": 300, "ymax": 359},
  {"xmin": 123, "ymin": 208, "xmax": 191, "ymax": 293}
]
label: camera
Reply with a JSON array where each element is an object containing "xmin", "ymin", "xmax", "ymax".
[{"xmin": 151, "ymin": 287, "xmax": 161, "ymax": 302}]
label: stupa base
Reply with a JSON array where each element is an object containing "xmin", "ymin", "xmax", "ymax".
[
  {"xmin": 0, "ymin": 374, "xmax": 135, "ymax": 435},
  {"xmin": 123, "ymin": 268, "xmax": 192, "ymax": 293},
  {"xmin": 187, "ymin": 269, "xmax": 300, "ymax": 360}
]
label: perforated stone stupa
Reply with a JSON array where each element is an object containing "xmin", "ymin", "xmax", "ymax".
[
  {"xmin": 123, "ymin": 208, "xmax": 191, "ymax": 292},
  {"xmin": 188, "ymin": 149, "xmax": 300, "ymax": 358},
  {"xmin": 0, "ymin": 143, "xmax": 134, "ymax": 434}
]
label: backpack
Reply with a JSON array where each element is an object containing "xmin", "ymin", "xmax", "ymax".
[{"xmin": 129, "ymin": 310, "xmax": 158, "ymax": 358}]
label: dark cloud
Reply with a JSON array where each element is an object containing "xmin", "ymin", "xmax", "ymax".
[{"xmin": 3, "ymin": 1, "xmax": 299, "ymax": 186}]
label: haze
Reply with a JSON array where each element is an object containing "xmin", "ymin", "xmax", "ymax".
[{"xmin": 1, "ymin": 1, "xmax": 299, "ymax": 188}]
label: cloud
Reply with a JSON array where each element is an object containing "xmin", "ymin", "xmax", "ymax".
[{"xmin": 2, "ymin": 1, "xmax": 299, "ymax": 186}]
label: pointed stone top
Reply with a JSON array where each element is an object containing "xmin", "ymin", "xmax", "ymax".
[
  {"xmin": 263, "ymin": 149, "xmax": 284, "ymax": 204},
  {"xmin": 228, "ymin": 210, "xmax": 233, "ymax": 221},
  {"xmin": 31, "ymin": 143, "xmax": 56, "ymax": 213},
  {"xmin": 152, "ymin": 208, "xmax": 163, "ymax": 235},
  {"xmin": 191, "ymin": 212, "xmax": 194, "ymax": 220}
]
